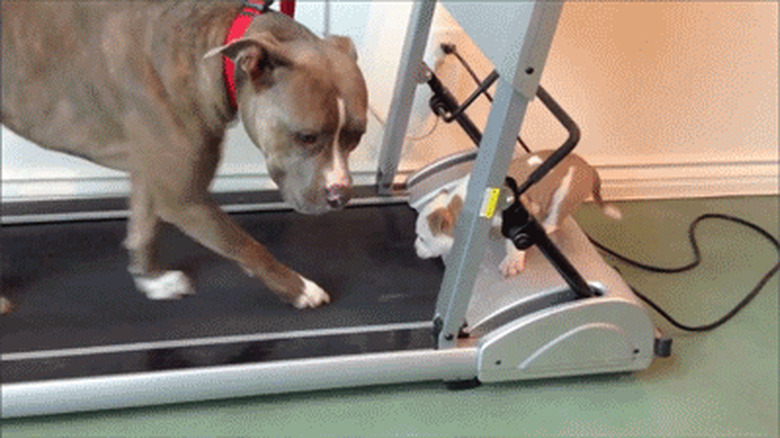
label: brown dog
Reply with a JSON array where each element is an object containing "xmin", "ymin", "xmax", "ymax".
[{"xmin": 1, "ymin": 2, "xmax": 368, "ymax": 308}]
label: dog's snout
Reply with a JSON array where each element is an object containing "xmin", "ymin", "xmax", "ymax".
[{"xmin": 325, "ymin": 185, "xmax": 351, "ymax": 209}]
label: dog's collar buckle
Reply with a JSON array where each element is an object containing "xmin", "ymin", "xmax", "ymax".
[{"xmin": 240, "ymin": 0, "xmax": 273, "ymax": 16}]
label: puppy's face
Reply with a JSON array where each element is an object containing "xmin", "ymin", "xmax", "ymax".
[
  {"xmin": 211, "ymin": 32, "xmax": 367, "ymax": 215},
  {"xmin": 414, "ymin": 192, "xmax": 464, "ymax": 259}
]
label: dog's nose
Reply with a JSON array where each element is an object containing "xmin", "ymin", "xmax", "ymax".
[{"xmin": 325, "ymin": 185, "xmax": 351, "ymax": 209}]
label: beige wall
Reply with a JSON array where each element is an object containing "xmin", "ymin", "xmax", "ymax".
[
  {"xmin": 3, "ymin": 2, "xmax": 776, "ymax": 201},
  {"xmin": 405, "ymin": 1, "xmax": 778, "ymax": 199}
]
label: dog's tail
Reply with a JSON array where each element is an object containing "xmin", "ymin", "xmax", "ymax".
[{"xmin": 592, "ymin": 174, "xmax": 622, "ymax": 220}]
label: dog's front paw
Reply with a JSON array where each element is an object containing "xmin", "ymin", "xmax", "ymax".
[
  {"xmin": 293, "ymin": 276, "xmax": 331, "ymax": 309},
  {"xmin": 499, "ymin": 252, "xmax": 527, "ymax": 278},
  {"xmin": 133, "ymin": 271, "xmax": 195, "ymax": 300}
]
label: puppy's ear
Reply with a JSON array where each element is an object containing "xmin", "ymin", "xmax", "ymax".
[
  {"xmin": 428, "ymin": 195, "xmax": 463, "ymax": 237},
  {"xmin": 204, "ymin": 32, "xmax": 292, "ymax": 75},
  {"xmin": 448, "ymin": 195, "xmax": 463, "ymax": 224},
  {"xmin": 324, "ymin": 35, "xmax": 358, "ymax": 61},
  {"xmin": 427, "ymin": 209, "xmax": 450, "ymax": 237}
]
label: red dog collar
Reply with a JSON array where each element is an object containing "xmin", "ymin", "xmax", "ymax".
[{"xmin": 223, "ymin": 0, "xmax": 295, "ymax": 110}]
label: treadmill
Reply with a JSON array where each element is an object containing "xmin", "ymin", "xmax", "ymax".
[{"xmin": 1, "ymin": 1, "xmax": 668, "ymax": 417}]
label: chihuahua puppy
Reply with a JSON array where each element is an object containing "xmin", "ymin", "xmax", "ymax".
[{"xmin": 414, "ymin": 150, "xmax": 621, "ymax": 276}]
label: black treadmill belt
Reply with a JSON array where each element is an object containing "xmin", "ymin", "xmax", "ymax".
[
  {"xmin": 2, "ymin": 327, "xmax": 434, "ymax": 383},
  {"xmin": 1, "ymin": 204, "xmax": 443, "ymax": 383}
]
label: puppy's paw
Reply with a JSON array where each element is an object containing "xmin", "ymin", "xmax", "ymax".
[
  {"xmin": 133, "ymin": 271, "xmax": 195, "ymax": 300},
  {"xmin": 293, "ymin": 276, "xmax": 331, "ymax": 309},
  {"xmin": 1, "ymin": 297, "xmax": 13, "ymax": 314},
  {"xmin": 499, "ymin": 252, "xmax": 526, "ymax": 277}
]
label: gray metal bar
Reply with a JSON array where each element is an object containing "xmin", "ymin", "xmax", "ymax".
[
  {"xmin": 439, "ymin": 2, "xmax": 562, "ymax": 100},
  {"xmin": 434, "ymin": 2, "xmax": 564, "ymax": 349},
  {"xmin": 375, "ymin": 0, "xmax": 437, "ymax": 194},
  {"xmin": 2, "ymin": 321, "xmax": 433, "ymax": 362},
  {"xmin": 502, "ymin": 3, "xmax": 564, "ymax": 100},
  {"xmin": 322, "ymin": 0, "xmax": 330, "ymax": 36},
  {"xmin": 2, "ymin": 345, "xmax": 477, "ymax": 418},
  {"xmin": 0, "ymin": 193, "xmax": 410, "ymax": 225},
  {"xmin": 434, "ymin": 79, "xmax": 532, "ymax": 347}
]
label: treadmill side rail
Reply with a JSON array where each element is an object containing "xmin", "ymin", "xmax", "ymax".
[{"xmin": 2, "ymin": 346, "xmax": 478, "ymax": 418}]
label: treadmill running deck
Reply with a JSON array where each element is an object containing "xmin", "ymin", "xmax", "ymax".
[{"xmin": 1, "ymin": 204, "xmax": 444, "ymax": 383}]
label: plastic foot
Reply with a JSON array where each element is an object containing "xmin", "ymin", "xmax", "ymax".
[{"xmin": 444, "ymin": 378, "xmax": 481, "ymax": 390}]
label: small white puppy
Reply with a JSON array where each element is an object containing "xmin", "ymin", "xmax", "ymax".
[{"xmin": 414, "ymin": 150, "xmax": 621, "ymax": 276}]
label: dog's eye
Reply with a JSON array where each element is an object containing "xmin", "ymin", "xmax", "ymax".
[
  {"xmin": 295, "ymin": 132, "xmax": 319, "ymax": 145},
  {"xmin": 340, "ymin": 129, "xmax": 363, "ymax": 152}
]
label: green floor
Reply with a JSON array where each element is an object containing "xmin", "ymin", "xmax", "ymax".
[{"xmin": 3, "ymin": 196, "xmax": 778, "ymax": 437}]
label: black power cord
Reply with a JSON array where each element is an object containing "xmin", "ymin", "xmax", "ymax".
[
  {"xmin": 587, "ymin": 213, "xmax": 780, "ymax": 332},
  {"xmin": 443, "ymin": 42, "xmax": 780, "ymax": 332}
]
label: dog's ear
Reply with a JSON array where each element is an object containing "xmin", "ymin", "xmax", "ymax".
[
  {"xmin": 324, "ymin": 35, "xmax": 358, "ymax": 61},
  {"xmin": 448, "ymin": 195, "xmax": 463, "ymax": 222},
  {"xmin": 204, "ymin": 32, "xmax": 292, "ymax": 75},
  {"xmin": 427, "ymin": 209, "xmax": 450, "ymax": 237},
  {"xmin": 428, "ymin": 195, "xmax": 463, "ymax": 237},
  {"xmin": 441, "ymin": 195, "xmax": 463, "ymax": 235}
]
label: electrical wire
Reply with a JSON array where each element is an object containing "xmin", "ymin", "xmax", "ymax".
[
  {"xmin": 587, "ymin": 213, "xmax": 780, "ymax": 332},
  {"xmin": 368, "ymin": 104, "xmax": 441, "ymax": 142},
  {"xmin": 406, "ymin": 116, "xmax": 441, "ymax": 141},
  {"xmin": 442, "ymin": 43, "xmax": 532, "ymax": 153}
]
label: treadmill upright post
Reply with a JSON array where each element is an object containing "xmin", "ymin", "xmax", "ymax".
[
  {"xmin": 433, "ymin": 79, "xmax": 531, "ymax": 347},
  {"xmin": 434, "ymin": 2, "xmax": 564, "ymax": 349},
  {"xmin": 375, "ymin": 0, "xmax": 437, "ymax": 194}
]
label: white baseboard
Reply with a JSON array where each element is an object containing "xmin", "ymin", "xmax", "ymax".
[
  {"xmin": 0, "ymin": 170, "xmax": 380, "ymax": 203},
  {"xmin": 3, "ymin": 156, "xmax": 777, "ymax": 203},
  {"xmin": 591, "ymin": 153, "xmax": 779, "ymax": 201}
]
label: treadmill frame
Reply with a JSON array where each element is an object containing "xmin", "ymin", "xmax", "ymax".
[{"xmin": 2, "ymin": 0, "xmax": 663, "ymax": 418}]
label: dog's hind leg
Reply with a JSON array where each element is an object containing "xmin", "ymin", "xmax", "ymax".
[
  {"xmin": 125, "ymin": 176, "xmax": 160, "ymax": 275},
  {"xmin": 125, "ymin": 175, "xmax": 194, "ymax": 300},
  {"xmin": 591, "ymin": 173, "xmax": 622, "ymax": 220}
]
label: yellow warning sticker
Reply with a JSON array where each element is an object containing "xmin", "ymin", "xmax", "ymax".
[{"xmin": 479, "ymin": 188, "xmax": 501, "ymax": 219}]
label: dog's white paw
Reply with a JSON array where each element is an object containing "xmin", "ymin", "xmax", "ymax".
[
  {"xmin": 133, "ymin": 271, "xmax": 195, "ymax": 300},
  {"xmin": 293, "ymin": 277, "xmax": 331, "ymax": 309},
  {"xmin": 499, "ymin": 252, "xmax": 527, "ymax": 277}
]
